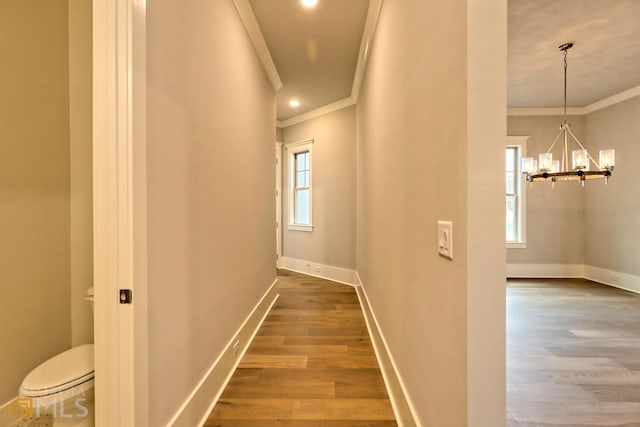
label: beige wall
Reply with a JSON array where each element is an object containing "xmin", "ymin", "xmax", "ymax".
[
  {"xmin": 282, "ymin": 106, "xmax": 356, "ymax": 269},
  {"xmin": 146, "ymin": 0, "xmax": 276, "ymax": 424},
  {"xmin": 0, "ymin": 0, "xmax": 72, "ymax": 405},
  {"xmin": 276, "ymin": 126, "xmax": 284, "ymax": 142},
  {"xmin": 68, "ymin": 0, "xmax": 94, "ymax": 347},
  {"xmin": 356, "ymin": 0, "xmax": 506, "ymax": 425},
  {"xmin": 507, "ymin": 115, "xmax": 586, "ymax": 265},
  {"xmin": 584, "ymin": 95, "xmax": 640, "ymax": 276}
]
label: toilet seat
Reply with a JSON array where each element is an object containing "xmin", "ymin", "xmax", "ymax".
[{"xmin": 20, "ymin": 344, "xmax": 94, "ymax": 398}]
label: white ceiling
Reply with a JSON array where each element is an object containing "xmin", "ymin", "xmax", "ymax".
[
  {"xmin": 249, "ymin": 0, "xmax": 640, "ymax": 121},
  {"xmin": 249, "ymin": 0, "xmax": 369, "ymax": 121},
  {"xmin": 508, "ymin": 0, "xmax": 640, "ymax": 108}
]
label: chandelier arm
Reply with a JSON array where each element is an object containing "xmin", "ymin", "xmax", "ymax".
[
  {"xmin": 563, "ymin": 129, "xmax": 569, "ymax": 172},
  {"xmin": 546, "ymin": 129, "xmax": 564, "ymax": 154},
  {"xmin": 567, "ymin": 128, "xmax": 602, "ymax": 168}
]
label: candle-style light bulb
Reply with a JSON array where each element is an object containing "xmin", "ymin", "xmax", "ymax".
[
  {"xmin": 599, "ymin": 149, "xmax": 615, "ymax": 170},
  {"xmin": 539, "ymin": 153, "xmax": 553, "ymax": 172},
  {"xmin": 572, "ymin": 150, "xmax": 588, "ymax": 170}
]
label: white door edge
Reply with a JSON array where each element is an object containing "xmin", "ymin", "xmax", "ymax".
[
  {"xmin": 275, "ymin": 142, "xmax": 283, "ymax": 268},
  {"xmin": 93, "ymin": 0, "xmax": 148, "ymax": 425}
]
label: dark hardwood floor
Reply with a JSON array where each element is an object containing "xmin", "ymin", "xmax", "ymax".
[
  {"xmin": 507, "ymin": 278, "xmax": 640, "ymax": 427},
  {"xmin": 205, "ymin": 269, "xmax": 397, "ymax": 426}
]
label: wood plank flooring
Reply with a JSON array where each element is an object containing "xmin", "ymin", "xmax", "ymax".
[
  {"xmin": 206, "ymin": 270, "xmax": 397, "ymax": 426},
  {"xmin": 507, "ymin": 278, "xmax": 640, "ymax": 427}
]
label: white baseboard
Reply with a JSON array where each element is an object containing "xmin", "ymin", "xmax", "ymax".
[
  {"xmin": 584, "ymin": 265, "xmax": 640, "ymax": 294},
  {"xmin": 0, "ymin": 397, "xmax": 20, "ymax": 427},
  {"xmin": 280, "ymin": 257, "xmax": 359, "ymax": 286},
  {"xmin": 507, "ymin": 263, "xmax": 584, "ymax": 278},
  {"xmin": 507, "ymin": 263, "xmax": 640, "ymax": 295},
  {"xmin": 355, "ymin": 272, "xmax": 420, "ymax": 427},
  {"xmin": 168, "ymin": 278, "xmax": 280, "ymax": 427}
]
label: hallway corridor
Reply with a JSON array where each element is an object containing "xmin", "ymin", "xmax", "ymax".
[{"xmin": 205, "ymin": 270, "xmax": 397, "ymax": 426}]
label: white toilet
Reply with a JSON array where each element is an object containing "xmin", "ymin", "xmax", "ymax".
[{"xmin": 18, "ymin": 288, "xmax": 95, "ymax": 426}]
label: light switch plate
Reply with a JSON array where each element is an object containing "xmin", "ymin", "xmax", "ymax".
[{"xmin": 438, "ymin": 221, "xmax": 453, "ymax": 260}]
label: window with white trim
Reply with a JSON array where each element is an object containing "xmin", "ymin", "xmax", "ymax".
[
  {"xmin": 506, "ymin": 137, "xmax": 527, "ymax": 247},
  {"xmin": 294, "ymin": 151, "xmax": 310, "ymax": 224},
  {"xmin": 287, "ymin": 140, "xmax": 313, "ymax": 231}
]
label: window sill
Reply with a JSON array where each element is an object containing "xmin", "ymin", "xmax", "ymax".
[
  {"xmin": 507, "ymin": 242, "xmax": 527, "ymax": 249},
  {"xmin": 288, "ymin": 224, "xmax": 313, "ymax": 232}
]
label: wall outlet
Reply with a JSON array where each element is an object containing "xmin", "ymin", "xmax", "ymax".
[{"xmin": 233, "ymin": 340, "xmax": 240, "ymax": 357}]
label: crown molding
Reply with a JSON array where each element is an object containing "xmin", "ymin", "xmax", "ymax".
[
  {"xmin": 508, "ymin": 84, "xmax": 640, "ymax": 117},
  {"xmin": 232, "ymin": 0, "xmax": 283, "ymax": 91},
  {"xmin": 582, "ymin": 84, "xmax": 640, "ymax": 114},
  {"xmin": 278, "ymin": 96, "xmax": 356, "ymax": 128},
  {"xmin": 507, "ymin": 107, "xmax": 585, "ymax": 116},
  {"xmin": 351, "ymin": 0, "xmax": 383, "ymax": 102}
]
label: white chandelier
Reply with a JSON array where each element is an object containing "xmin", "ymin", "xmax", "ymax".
[{"xmin": 522, "ymin": 43, "xmax": 615, "ymax": 186}]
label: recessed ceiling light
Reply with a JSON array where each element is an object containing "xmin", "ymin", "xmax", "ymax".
[
  {"xmin": 301, "ymin": 0, "xmax": 318, "ymax": 8},
  {"xmin": 289, "ymin": 99, "xmax": 301, "ymax": 107}
]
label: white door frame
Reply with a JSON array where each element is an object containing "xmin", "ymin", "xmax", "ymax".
[
  {"xmin": 93, "ymin": 0, "xmax": 147, "ymax": 425},
  {"xmin": 275, "ymin": 142, "xmax": 283, "ymax": 268}
]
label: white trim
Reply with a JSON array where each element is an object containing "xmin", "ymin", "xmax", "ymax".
[
  {"xmin": 584, "ymin": 265, "xmax": 640, "ymax": 294},
  {"xmin": 0, "ymin": 397, "xmax": 16, "ymax": 412},
  {"xmin": 0, "ymin": 397, "xmax": 20, "ymax": 425},
  {"xmin": 507, "ymin": 84, "xmax": 640, "ymax": 117},
  {"xmin": 231, "ymin": 0, "xmax": 283, "ymax": 91},
  {"xmin": 279, "ymin": 97, "xmax": 355, "ymax": 128},
  {"xmin": 275, "ymin": 142, "xmax": 283, "ymax": 268},
  {"xmin": 582, "ymin": 84, "xmax": 640, "ymax": 114},
  {"xmin": 351, "ymin": 0, "xmax": 383, "ymax": 102},
  {"xmin": 506, "ymin": 264, "xmax": 584, "ymax": 278},
  {"xmin": 506, "ymin": 136, "xmax": 528, "ymax": 248},
  {"xmin": 166, "ymin": 279, "xmax": 280, "ymax": 427},
  {"xmin": 280, "ymin": 257, "xmax": 359, "ymax": 286},
  {"xmin": 507, "ymin": 242, "xmax": 527, "ymax": 249},
  {"xmin": 507, "ymin": 136, "xmax": 529, "ymax": 144},
  {"xmin": 507, "ymin": 107, "xmax": 585, "ymax": 116},
  {"xmin": 507, "ymin": 263, "xmax": 640, "ymax": 295},
  {"xmin": 355, "ymin": 272, "xmax": 421, "ymax": 427},
  {"xmin": 93, "ymin": 0, "xmax": 146, "ymax": 424},
  {"xmin": 286, "ymin": 141, "xmax": 314, "ymax": 229},
  {"xmin": 131, "ymin": 1, "xmax": 150, "ymax": 425},
  {"xmin": 287, "ymin": 224, "xmax": 313, "ymax": 232},
  {"xmin": 284, "ymin": 138, "xmax": 314, "ymax": 149}
]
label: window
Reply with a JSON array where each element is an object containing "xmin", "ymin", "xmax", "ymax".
[
  {"xmin": 286, "ymin": 139, "xmax": 313, "ymax": 231},
  {"xmin": 294, "ymin": 151, "xmax": 310, "ymax": 224},
  {"xmin": 506, "ymin": 137, "xmax": 527, "ymax": 247}
]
